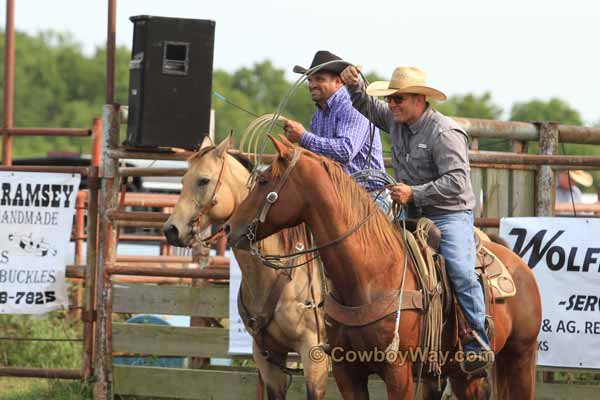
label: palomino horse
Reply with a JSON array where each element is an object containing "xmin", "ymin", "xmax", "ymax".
[
  {"xmin": 225, "ymin": 136, "xmax": 542, "ymax": 400},
  {"xmin": 162, "ymin": 138, "xmax": 328, "ymax": 399}
]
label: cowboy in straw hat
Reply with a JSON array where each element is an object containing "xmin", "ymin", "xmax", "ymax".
[
  {"xmin": 340, "ymin": 65, "xmax": 493, "ymax": 373},
  {"xmin": 364, "ymin": 66, "xmax": 447, "ymax": 101},
  {"xmin": 556, "ymin": 169, "xmax": 593, "ymax": 205},
  {"xmin": 283, "ymin": 50, "xmax": 392, "ymax": 214}
]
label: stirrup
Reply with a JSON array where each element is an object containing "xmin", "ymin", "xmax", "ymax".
[{"xmin": 460, "ymin": 350, "xmax": 494, "ymax": 376}]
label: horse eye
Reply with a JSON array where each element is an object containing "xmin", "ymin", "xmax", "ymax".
[
  {"xmin": 258, "ymin": 176, "xmax": 269, "ymax": 186},
  {"xmin": 197, "ymin": 177, "xmax": 210, "ymax": 186}
]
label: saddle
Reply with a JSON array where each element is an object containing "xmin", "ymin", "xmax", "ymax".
[
  {"xmin": 405, "ymin": 218, "xmax": 516, "ymax": 305},
  {"xmin": 404, "ymin": 218, "xmax": 516, "ymax": 375}
]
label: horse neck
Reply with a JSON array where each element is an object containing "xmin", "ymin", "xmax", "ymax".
[{"xmin": 303, "ymin": 182, "xmax": 408, "ymax": 307}]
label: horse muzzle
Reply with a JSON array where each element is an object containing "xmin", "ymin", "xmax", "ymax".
[
  {"xmin": 163, "ymin": 223, "xmax": 186, "ymax": 247},
  {"xmin": 224, "ymin": 223, "xmax": 250, "ymax": 250}
]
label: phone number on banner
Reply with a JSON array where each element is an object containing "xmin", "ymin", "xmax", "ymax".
[{"xmin": 0, "ymin": 291, "xmax": 57, "ymax": 305}]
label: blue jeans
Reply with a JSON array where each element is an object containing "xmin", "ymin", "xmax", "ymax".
[{"xmin": 428, "ymin": 210, "xmax": 490, "ymax": 351}]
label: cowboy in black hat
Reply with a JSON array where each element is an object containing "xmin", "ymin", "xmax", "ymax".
[{"xmin": 283, "ymin": 50, "xmax": 390, "ymax": 212}]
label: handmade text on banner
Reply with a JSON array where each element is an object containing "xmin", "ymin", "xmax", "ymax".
[{"xmin": 0, "ymin": 172, "xmax": 80, "ymax": 314}]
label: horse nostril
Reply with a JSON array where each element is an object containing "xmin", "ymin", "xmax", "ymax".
[
  {"xmin": 163, "ymin": 224, "xmax": 180, "ymax": 245},
  {"xmin": 223, "ymin": 224, "xmax": 231, "ymax": 235}
]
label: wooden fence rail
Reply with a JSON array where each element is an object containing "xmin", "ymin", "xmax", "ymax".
[{"xmin": 110, "ymin": 282, "xmax": 600, "ymax": 400}]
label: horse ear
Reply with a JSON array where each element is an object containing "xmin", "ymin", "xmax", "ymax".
[
  {"xmin": 268, "ymin": 135, "xmax": 292, "ymax": 159},
  {"xmin": 278, "ymin": 135, "xmax": 294, "ymax": 148},
  {"xmin": 199, "ymin": 135, "xmax": 213, "ymax": 149},
  {"xmin": 215, "ymin": 135, "xmax": 234, "ymax": 158}
]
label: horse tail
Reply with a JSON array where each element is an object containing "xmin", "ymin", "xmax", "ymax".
[
  {"xmin": 494, "ymin": 345, "xmax": 537, "ymax": 399},
  {"xmin": 494, "ymin": 356, "xmax": 511, "ymax": 399}
]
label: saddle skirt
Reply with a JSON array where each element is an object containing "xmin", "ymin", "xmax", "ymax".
[
  {"xmin": 473, "ymin": 229, "xmax": 516, "ymax": 299},
  {"xmin": 406, "ymin": 219, "xmax": 517, "ymax": 304}
]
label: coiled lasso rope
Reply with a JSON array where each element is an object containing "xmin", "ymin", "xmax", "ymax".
[
  {"xmin": 240, "ymin": 60, "xmax": 378, "ymax": 173},
  {"xmin": 239, "ymin": 114, "xmax": 288, "ymax": 166}
]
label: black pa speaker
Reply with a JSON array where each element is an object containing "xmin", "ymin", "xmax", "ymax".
[{"xmin": 125, "ymin": 15, "xmax": 215, "ymax": 150}]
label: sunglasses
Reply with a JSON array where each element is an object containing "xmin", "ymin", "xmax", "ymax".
[{"xmin": 383, "ymin": 94, "xmax": 413, "ymax": 104}]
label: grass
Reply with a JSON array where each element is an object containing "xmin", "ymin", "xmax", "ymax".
[
  {"xmin": 0, "ymin": 377, "xmax": 92, "ymax": 400},
  {"xmin": 0, "ymin": 312, "xmax": 83, "ymax": 369},
  {"xmin": 0, "ymin": 310, "xmax": 91, "ymax": 399}
]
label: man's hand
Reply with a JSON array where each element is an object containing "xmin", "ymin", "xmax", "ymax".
[
  {"xmin": 284, "ymin": 119, "xmax": 305, "ymax": 143},
  {"xmin": 340, "ymin": 65, "xmax": 361, "ymax": 86},
  {"xmin": 390, "ymin": 183, "xmax": 413, "ymax": 205}
]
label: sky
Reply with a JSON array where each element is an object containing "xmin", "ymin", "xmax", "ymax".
[{"xmin": 1, "ymin": 0, "xmax": 599, "ymax": 124}]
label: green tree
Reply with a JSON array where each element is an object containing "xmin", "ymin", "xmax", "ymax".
[
  {"xmin": 510, "ymin": 98, "xmax": 582, "ymax": 125},
  {"xmin": 5, "ymin": 29, "xmax": 596, "ymax": 166},
  {"xmin": 510, "ymin": 99, "xmax": 600, "ymax": 190},
  {"xmin": 432, "ymin": 92, "xmax": 505, "ymax": 151},
  {"xmin": 435, "ymin": 92, "xmax": 502, "ymax": 120},
  {"xmin": 0, "ymin": 30, "xmax": 130, "ymax": 158},
  {"xmin": 212, "ymin": 60, "xmax": 317, "ymax": 148}
]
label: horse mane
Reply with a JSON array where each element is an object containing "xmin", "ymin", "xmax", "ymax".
[
  {"xmin": 272, "ymin": 144, "xmax": 405, "ymax": 254},
  {"xmin": 230, "ymin": 152, "xmax": 254, "ymax": 172},
  {"xmin": 187, "ymin": 145, "xmax": 254, "ymax": 173}
]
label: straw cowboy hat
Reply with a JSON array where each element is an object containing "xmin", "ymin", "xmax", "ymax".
[
  {"xmin": 366, "ymin": 66, "xmax": 447, "ymax": 101},
  {"xmin": 567, "ymin": 170, "xmax": 593, "ymax": 187}
]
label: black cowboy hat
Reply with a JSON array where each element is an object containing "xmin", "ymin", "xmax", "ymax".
[{"xmin": 293, "ymin": 50, "xmax": 347, "ymax": 75}]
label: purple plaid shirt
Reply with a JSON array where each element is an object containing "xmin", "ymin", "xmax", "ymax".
[{"xmin": 299, "ymin": 86, "xmax": 385, "ymax": 191}]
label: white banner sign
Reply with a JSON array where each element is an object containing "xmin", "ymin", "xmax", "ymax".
[
  {"xmin": 0, "ymin": 172, "xmax": 80, "ymax": 314},
  {"xmin": 228, "ymin": 255, "xmax": 254, "ymax": 354},
  {"xmin": 500, "ymin": 217, "xmax": 600, "ymax": 369}
]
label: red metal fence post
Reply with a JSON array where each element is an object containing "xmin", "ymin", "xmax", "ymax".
[
  {"xmin": 2, "ymin": 0, "xmax": 15, "ymax": 165},
  {"xmin": 94, "ymin": 104, "xmax": 120, "ymax": 400}
]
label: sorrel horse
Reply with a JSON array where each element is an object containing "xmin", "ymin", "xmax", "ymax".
[
  {"xmin": 225, "ymin": 136, "xmax": 542, "ymax": 400},
  {"xmin": 162, "ymin": 138, "xmax": 328, "ymax": 399}
]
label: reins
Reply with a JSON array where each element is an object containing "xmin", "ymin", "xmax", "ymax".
[{"xmin": 246, "ymin": 149, "xmax": 377, "ymax": 271}]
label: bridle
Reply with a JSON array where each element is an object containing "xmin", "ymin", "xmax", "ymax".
[
  {"xmin": 189, "ymin": 153, "xmax": 228, "ymax": 246},
  {"xmin": 245, "ymin": 149, "xmax": 376, "ymax": 270}
]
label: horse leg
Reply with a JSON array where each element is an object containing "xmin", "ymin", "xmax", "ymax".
[
  {"xmin": 298, "ymin": 342, "xmax": 329, "ymax": 399},
  {"xmin": 448, "ymin": 375, "xmax": 491, "ymax": 400},
  {"xmin": 420, "ymin": 376, "xmax": 449, "ymax": 400},
  {"xmin": 332, "ymin": 363, "xmax": 370, "ymax": 400},
  {"xmin": 494, "ymin": 342, "xmax": 537, "ymax": 400},
  {"xmin": 380, "ymin": 363, "xmax": 414, "ymax": 400},
  {"xmin": 253, "ymin": 344, "xmax": 290, "ymax": 400}
]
